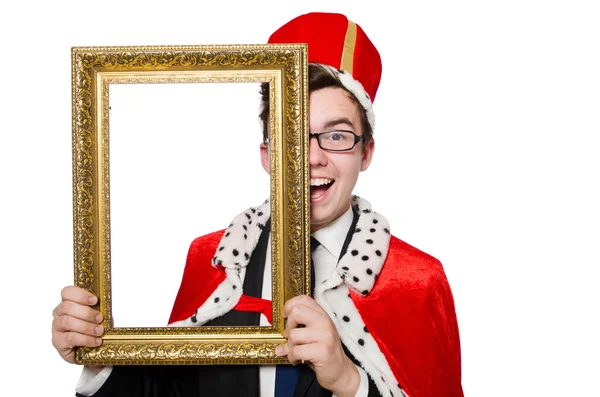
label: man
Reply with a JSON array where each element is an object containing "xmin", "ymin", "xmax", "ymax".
[{"xmin": 52, "ymin": 12, "xmax": 463, "ymax": 397}]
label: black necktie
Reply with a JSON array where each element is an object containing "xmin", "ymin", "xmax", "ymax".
[
  {"xmin": 309, "ymin": 236, "xmax": 320, "ymax": 296},
  {"xmin": 274, "ymin": 237, "xmax": 320, "ymax": 397}
]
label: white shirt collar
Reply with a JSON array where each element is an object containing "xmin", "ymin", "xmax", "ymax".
[{"xmin": 311, "ymin": 205, "xmax": 354, "ymax": 261}]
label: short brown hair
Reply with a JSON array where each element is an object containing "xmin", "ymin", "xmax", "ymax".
[{"xmin": 259, "ymin": 63, "xmax": 373, "ymax": 148}]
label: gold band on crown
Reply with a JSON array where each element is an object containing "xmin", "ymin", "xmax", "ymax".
[{"xmin": 340, "ymin": 20, "xmax": 357, "ymax": 74}]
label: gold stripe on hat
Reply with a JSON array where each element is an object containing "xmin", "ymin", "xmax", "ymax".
[{"xmin": 340, "ymin": 20, "xmax": 357, "ymax": 74}]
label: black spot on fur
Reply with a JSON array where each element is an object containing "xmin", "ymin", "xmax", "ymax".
[
  {"xmin": 232, "ymin": 249, "xmax": 239, "ymax": 257},
  {"xmin": 366, "ymin": 239, "xmax": 373, "ymax": 244},
  {"xmin": 342, "ymin": 315, "xmax": 350, "ymax": 322},
  {"xmin": 362, "ymin": 255, "xmax": 369, "ymax": 261},
  {"xmin": 376, "ymin": 250, "xmax": 382, "ymax": 257},
  {"xmin": 351, "ymin": 250, "xmax": 359, "ymax": 256},
  {"xmin": 355, "ymin": 228, "xmax": 362, "ymax": 233},
  {"xmin": 366, "ymin": 268, "xmax": 373, "ymax": 275},
  {"xmin": 214, "ymin": 297, "xmax": 220, "ymax": 303},
  {"xmin": 373, "ymin": 219, "xmax": 379, "ymax": 224},
  {"xmin": 353, "ymin": 276, "xmax": 360, "ymax": 283},
  {"xmin": 358, "ymin": 338, "xmax": 365, "ymax": 346}
]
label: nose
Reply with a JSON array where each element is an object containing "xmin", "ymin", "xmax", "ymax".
[{"xmin": 308, "ymin": 135, "xmax": 327, "ymax": 166}]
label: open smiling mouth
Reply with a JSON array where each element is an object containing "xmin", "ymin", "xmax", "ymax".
[{"xmin": 310, "ymin": 178, "xmax": 334, "ymax": 199}]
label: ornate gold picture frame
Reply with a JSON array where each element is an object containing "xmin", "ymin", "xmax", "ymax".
[{"xmin": 72, "ymin": 44, "xmax": 309, "ymax": 365}]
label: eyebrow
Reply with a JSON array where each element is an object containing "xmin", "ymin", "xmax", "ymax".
[{"xmin": 321, "ymin": 117, "xmax": 355, "ymax": 131}]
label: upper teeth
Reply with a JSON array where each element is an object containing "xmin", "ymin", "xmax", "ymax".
[{"xmin": 311, "ymin": 178, "xmax": 333, "ymax": 186}]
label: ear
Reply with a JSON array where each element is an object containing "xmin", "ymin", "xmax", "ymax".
[
  {"xmin": 260, "ymin": 143, "xmax": 271, "ymax": 174},
  {"xmin": 360, "ymin": 140, "xmax": 375, "ymax": 171}
]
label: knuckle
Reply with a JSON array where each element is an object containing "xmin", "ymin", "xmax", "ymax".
[
  {"xmin": 297, "ymin": 295, "xmax": 311, "ymax": 304},
  {"xmin": 64, "ymin": 331, "xmax": 77, "ymax": 347},
  {"xmin": 57, "ymin": 315, "xmax": 72, "ymax": 331},
  {"xmin": 51, "ymin": 333, "xmax": 59, "ymax": 349},
  {"xmin": 87, "ymin": 322, "xmax": 99, "ymax": 336},
  {"xmin": 287, "ymin": 329, "xmax": 298, "ymax": 345},
  {"xmin": 60, "ymin": 286, "xmax": 73, "ymax": 300},
  {"xmin": 61, "ymin": 300, "xmax": 74, "ymax": 313}
]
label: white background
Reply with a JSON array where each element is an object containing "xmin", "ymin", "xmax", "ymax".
[
  {"xmin": 108, "ymin": 82, "xmax": 268, "ymax": 327},
  {"xmin": 1, "ymin": 1, "xmax": 598, "ymax": 396}
]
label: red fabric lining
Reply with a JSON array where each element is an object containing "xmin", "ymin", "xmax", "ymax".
[{"xmin": 234, "ymin": 294, "xmax": 273, "ymax": 324}]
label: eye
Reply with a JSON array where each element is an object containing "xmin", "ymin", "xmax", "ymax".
[{"xmin": 329, "ymin": 132, "xmax": 346, "ymax": 141}]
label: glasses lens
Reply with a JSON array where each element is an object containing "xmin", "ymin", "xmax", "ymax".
[{"xmin": 318, "ymin": 131, "xmax": 357, "ymax": 151}]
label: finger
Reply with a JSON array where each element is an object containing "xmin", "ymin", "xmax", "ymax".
[
  {"xmin": 286, "ymin": 342, "xmax": 321, "ymax": 365},
  {"xmin": 53, "ymin": 299, "xmax": 103, "ymax": 324},
  {"xmin": 275, "ymin": 343, "xmax": 289, "ymax": 357},
  {"xmin": 287, "ymin": 327, "xmax": 321, "ymax": 348},
  {"xmin": 52, "ymin": 330, "xmax": 103, "ymax": 351},
  {"xmin": 53, "ymin": 314, "xmax": 104, "ymax": 338},
  {"xmin": 61, "ymin": 286, "xmax": 98, "ymax": 306},
  {"xmin": 285, "ymin": 303, "xmax": 328, "ymax": 333},
  {"xmin": 283, "ymin": 295, "xmax": 318, "ymax": 318}
]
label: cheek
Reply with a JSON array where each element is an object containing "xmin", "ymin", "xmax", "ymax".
[{"xmin": 333, "ymin": 155, "xmax": 363, "ymax": 181}]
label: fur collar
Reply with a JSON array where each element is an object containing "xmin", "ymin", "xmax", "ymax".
[{"xmin": 212, "ymin": 195, "xmax": 390, "ymax": 295}]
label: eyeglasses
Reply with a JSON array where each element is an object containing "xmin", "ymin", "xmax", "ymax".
[{"xmin": 310, "ymin": 130, "xmax": 365, "ymax": 152}]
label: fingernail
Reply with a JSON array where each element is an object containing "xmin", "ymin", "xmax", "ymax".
[
  {"xmin": 95, "ymin": 313, "xmax": 103, "ymax": 323},
  {"xmin": 275, "ymin": 346, "xmax": 283, "ymax": 355},
  {"xmin": 89, "ymin": 296, "xmax": 98, "ymax": 305},
  {"xmin": 95, "ymin": 338, "xmax": 102, "ymax": 346},
  {"xmin": 95, "ymin": 325, "xmax": 104, "ymax": 335}
]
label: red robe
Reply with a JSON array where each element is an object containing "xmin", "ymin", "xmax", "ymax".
[{"xmin": 169, "ymin": 199, "xmax": 463, "ymax": 397}]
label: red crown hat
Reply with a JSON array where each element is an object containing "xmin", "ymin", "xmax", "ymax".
[{"xmin": 268, "ymin": 12, "xmax": 381, "ymax": 131}]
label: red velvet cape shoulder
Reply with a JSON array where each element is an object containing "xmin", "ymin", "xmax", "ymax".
[{"xmin": 350, "ymin": 235, "xmax": 463, "ymax": 397}]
